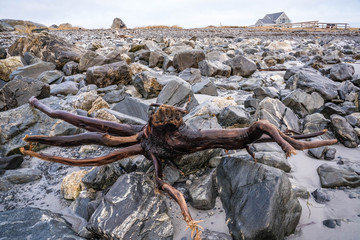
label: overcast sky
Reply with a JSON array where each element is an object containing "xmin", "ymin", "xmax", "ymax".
[{"xmin": 1, "ymin": 0, "xmax": 359, "ymax": 28}]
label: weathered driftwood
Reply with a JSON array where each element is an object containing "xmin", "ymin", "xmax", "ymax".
[{"xmin": 20, "ymin": 96, "xmax": 337, "ymax": 239}]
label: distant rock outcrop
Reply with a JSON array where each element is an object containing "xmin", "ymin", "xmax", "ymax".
[
  {"xmin": 111, "ymin": 18, "xmax": 126, "ymax": 29},
  {"xmin": 0, "ymin": 19, "xmax": 47, "ymax": 32}
]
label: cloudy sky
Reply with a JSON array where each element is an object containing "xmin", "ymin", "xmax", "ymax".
[{"xmin": 1, "ymin": 0, "xmax": 359, "ymax": 28}]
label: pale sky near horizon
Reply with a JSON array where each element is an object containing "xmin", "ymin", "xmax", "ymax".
[{"xmin": 1, "ymin": 0, "xmax": 359, "ymax": 28}]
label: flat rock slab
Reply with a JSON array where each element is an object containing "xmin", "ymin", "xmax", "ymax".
[
  {"xmin": 317, "ymin": 163, "xmax": 360, "ymax": 188},
  {"xmin": 0, "ymin": 207, "xmax": 85, "ymax": 240}
]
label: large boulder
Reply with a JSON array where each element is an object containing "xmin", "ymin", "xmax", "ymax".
[
  {"xmin": 0, "ymin": 56, "xmax": 23, "ymax": 81},
  {"xmin": 0, "ymin": 207, "xmax": 84, "ymax": 239},
  {"xmin": 224, "ymin": 56, "xmax": 257, "ymax": 77},
  {"xmin": 111, "ymin": 17, "xmax": 126, "ymax": 29},
  {"xmin": 217, "ymin": 157, "xmax": 301, "ymax": 240},
  {"xmin": 173, "ymin": 50, "xmax": 205, "ymax": 71},
  {"xmin": 8, "ymin": 32, "xmax": 85, "ymax": 69},
  {"xmin": 0, "ymin": 77, "xmax": 50, "ymax": 111},
  {"xmin": 86, "ymin": 61, "xmax": 131, "ymax": 88},
  {"xmin": 286, "ymin": 69, "xmax": 340, "ymax": 101},
  {"xmin": 254, "ymin": 97, "xmax": 300, "ymax": 132},
  {"xmin": 88, "ymin": 173, "xmax": 173, "ymax": 239}
]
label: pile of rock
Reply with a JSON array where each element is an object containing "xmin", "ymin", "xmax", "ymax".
[{"xmin": 1, "ymin": 28, "xmax": 360, "ymax": 240}]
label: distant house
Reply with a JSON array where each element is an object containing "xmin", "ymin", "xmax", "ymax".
[{"xmin": 254, "ymin": 12, "xmax": 291, "ymax": 27}]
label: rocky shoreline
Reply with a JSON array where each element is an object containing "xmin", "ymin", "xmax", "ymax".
[{"xmin": 0, "ymin": 28, "xmax": 360, "ymax": 240}]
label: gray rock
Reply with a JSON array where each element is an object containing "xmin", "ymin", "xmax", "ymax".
[
  {"xmin": 201, "ymin": 229, "xmax": 232, "ymax": 240},
  {"xmin": 253, "ymin": 87, "xmax": 279, "ymax": 101},
  {"xmin": 111, "ymin": 17, "xmax": 126, "ymax": 29},
  {"xmin": 0, "ymin": 77, "xmax": 50, "ymax": 111},
  {"xmin": 238, "ymin": 77, "xmax": 263, "ymax": 91},
  {"xmin": 330, "ymin": 63, "xmax": 355, "ymax": 81},
  {"xmin": 62, "ymin": 61, "xmax": 79, "ymax": 76},
  {"xmin": 179, "ymin": 68, "xmax": 202, "ymax": 84},
  {"xmin": 88, "ymin": 173, "xmax": 173, "ymax": 239},
  {"xmin": 111, "ymin": 97, "xmax": 149, "ymax": 121},
  {"xmin": 70, "ymin": 194, "xmax": 92, "ymax": 220},
  {"xmin": 292, "ymin": 184, "xmax": 310, "ymax": 199},
  {"xmin": 317, "ymin": 163, "xmax": 360, "ymax": 188},
  {"xmin": 311, "ymin": 188, "xmax": 330, "ymax": 203},
  {"xmin": 324, "ymin": 148, "xmax": 336, "ymax": 160},
  {"xmin": 286, "ymin": 70, "xmax": 340, "ymax": 101},
  {"xmin": 199, "ymin": 60, "xmax": 231, "ymax": 77},
  {"xmin": 192, "ymin": 78, "xmax": 218, "ymax": 96},
  {"xmin": 254, "ymin": 97, "xmax": 300, "ymax": 132},
  {"xmin": 79, "ymin": 50, "xmax": 117, "ymax": 72},
  {"xmin": 8, "ymin": 32, "xmax": 85, "ymax": 69},
  {"xmin": 102, "ymin": 89, "xmax": 129, "ymax": 104},
  {"xmin": 173, "ymin": 50, "xmax": 205, "ymax": 71},
  {"xmin": 308, "ymin": 146, "xmax": 327, "ymax": 159},
  {"xmin": 0, "ymin": 207, "xmax": 85, "ymax": 240},
  {"xmin": 323, "ymin": 219, "xmax": 340, "ymax": 229},
  {"xmin": 163, "ymin": 165, "xmax": 180, "ymax": 185},
  {"xmin": 224, "ymin": 55, "xmax": 257, "ymax": 77},
  {"xmin": 0, "ymin": 47, "xmax": 7, "ymax": 59},
  {"xmin": 86, "ymin": 61, "xmax": 131, "ymax": 88},
  {"xmin": 23, "ymin": 52, "xmax": 42, "ymax": 65},
  {"xmin": 323, "ymin": 54, "xmax": 341, "ymax": 64},
  {"xmin": 217, "ymin": 105, "xmax": 252, "ymax": 128},
  {"xmin": 0, "ymin": 154, "xmax": 23, "ymax": 170},
  {"xmin": 37, "ymin": 70, "xmax": 64, "ymax": 84},
  {"xmin": 82, "ymin": 162, "xmax": 124, "ymax": 190},
  {"xmin": 149, "ymin": 51, "xmax": 165, "ymax": 68},
  {"xmin": 319, "ymin": 102, "xmax": 347, "ymax": 119},
  {"xmin": 135, "ymin": 49, "xmax": 151, "ymax": 63},
  {"xmin": 64, "ymin": 73, "xmax": 86, "ymax": 83},
  {"xmin": 254, "ymin": 152, "xmax": 291, "ymax": 172},
  {"xmin": 9, "ymin": 61, "xmax": 56, "ymax": 80},
  {"xmin": 3, "ymin": 168, "xmax": 42, "ymax": 184},
  {"xmin": 283, "ymin": 89, "xmax": 324, "ymax": 118},
  {"xmin": 303, "ymin": 113, "xmax": 330, "ymax": 133},
  {"xmin": 156, "ymin": 79, "xmax": 199, "ymax": 110},
  {"xmin": 101, "ymin": 109, "xmax": 147, "ymax": 126},
  {"xmin": 50, "ymin": 81, "xmax": 79, "ymax": 95},
  {"xmin": 189, "ymin": 169, "xmax": 216, "ymax": 210},
  {"xmin": 205, "ymin": 50, "xmax": 230, "ymax": 63},
  {"xmin": 217, "ymin": 157, "xmax": 301, "ymax": 240},
  {"xmin": 331, "ymin": 114, "xmax": 359, "ymax": 148}
]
